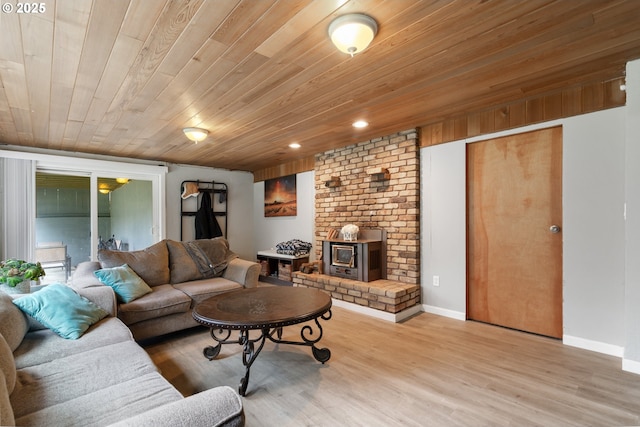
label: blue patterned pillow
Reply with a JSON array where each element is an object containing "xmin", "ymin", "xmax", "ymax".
[
  {"xmin": 12, "ymin": 284, "xmax": 108, "ymax": 340},
  {"xmin": 94, "ymin": 264, "xmax": 152, "ymax": 303}
]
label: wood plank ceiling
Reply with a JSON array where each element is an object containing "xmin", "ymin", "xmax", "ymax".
[{"xmin": 1, "ymin": 0, "xmax": 639, "ymax": 173}]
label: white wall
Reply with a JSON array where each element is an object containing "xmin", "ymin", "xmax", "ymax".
[
  {"xmin": 165, "ymin": 164, "xmax": 255, "ymax": 261},
  {"xmin": 563, "ymin": 109, "xmax": 626, "ymax": 352},
  {"xmin": 420, "ymin": 141, "xmax": 467, "ymax": 319},
  {"xmin": 252, "ymin": 171, "xmax": 315, "ymax": 259},
  {"xmin": 421, "ymin": 106, "xmax": 629, "ymax": 356},
  {"xmin": 624, "ymin": 59, "xmax": 640, "ymax": 372}
]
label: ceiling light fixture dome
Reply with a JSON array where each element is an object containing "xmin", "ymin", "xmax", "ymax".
[
  {"xmin": 183, "ymin": 127, "xmax": 209, "ymax": 143},
  {"xmin": 328, "ymin": 13, "xmax": 378, "ymax": 57}
]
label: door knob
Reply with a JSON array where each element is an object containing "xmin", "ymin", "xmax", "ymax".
[{"xmin": 549, "ymin": 225, "xmax": 561, "ymax": 234}]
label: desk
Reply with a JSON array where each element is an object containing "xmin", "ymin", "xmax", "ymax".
[
  {"xmin": 257, "ymin": 250, "xmax": 309, "ymax": 285},
  {"xmin": 193, "ymin": 286, "xmax": 332, "ymax": 396}
]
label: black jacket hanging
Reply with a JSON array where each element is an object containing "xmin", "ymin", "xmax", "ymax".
[{"xmin": 195, "ymin": 191, "xmax": 223, "ymax": 239}]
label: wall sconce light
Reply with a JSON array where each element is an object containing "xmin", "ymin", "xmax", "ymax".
[
  {"xmin": 183, "ymin": 127, "xmax": 209, "ymax": 143},
  {"xmin": 328, "ymin": 14, "xmax": 378, "ymax": 57}
]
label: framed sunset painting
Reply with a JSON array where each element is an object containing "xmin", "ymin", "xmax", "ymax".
[{"xmin": 264, "ymin": 174, "xmax": 297, "ymax": 217}]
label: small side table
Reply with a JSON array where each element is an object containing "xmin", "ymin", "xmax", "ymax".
[{"xmin": 257, "ymin": 250, "xmax": 309, "ymax": 285}]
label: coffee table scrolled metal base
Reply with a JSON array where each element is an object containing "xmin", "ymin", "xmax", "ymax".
[{"xmin": 193, "ymin": 287, "xmax": 332, "ymax": 396}]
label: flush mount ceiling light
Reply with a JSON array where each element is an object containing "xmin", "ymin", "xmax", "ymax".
[
  {"xmin": 289, "ymin": 142, "xmax": 301, "ymax": 149},
  {"xmin": 98, "ymin": 183, "xmax": 111, "ymax": 194},
  {"xmin": 352, "ymin": 120, "xmax": 369, "ymax": 128},
  {"xmin": 328, "ymin": 13, "xmax": 378, "ymax": 57},
  {"xmin": 183, "ymin": 127, "xmax": 209, "ymax": 143}
]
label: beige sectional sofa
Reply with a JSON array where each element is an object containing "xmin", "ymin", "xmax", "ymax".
[
  {"xmin": 71, "ymin": 237, "xmax": 261, "ymax": 341},
  {"xmin": 0, "ymin": 286, "xmax": 244, "ymax": 426}
]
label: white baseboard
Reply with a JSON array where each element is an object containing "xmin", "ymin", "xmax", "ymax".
[
  {"xmin": 563, "ymin": 335, "xmax": 624, "ymax": 358},
  {"xmin": 331, "ymin": 299, "xmax": 423, "ymax": 322},
  {"xmin": 422, "ymin": 304, "xmax": 466, "ymax": 321},
  {"xmin": 622, "ymin": 358, "xmax": 640, "ymax": 375}
]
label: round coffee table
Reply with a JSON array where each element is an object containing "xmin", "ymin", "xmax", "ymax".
[{"xmin": 193, "ymin": 286, "xmax": 332, "ymax": 396}]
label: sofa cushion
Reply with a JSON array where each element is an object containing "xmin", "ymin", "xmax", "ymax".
[
  {"xmin": 13, "ymin": 317, "xmax": 133, "ymax": 369},
  {"xmin": 0, "ymin": 367, "xmax": 14, "ymax": 427},
  {"xmin": 166, "ymin": 238, "xmax": 237, "ymax": 284},
  {"xmin": 174, "ymin": 277, "xmax": 243, "ymax": 305},
  {"xmin": 13, "ymin": 284, "xmax": 108, "ymax": 340},
  {"xmin": 166, "ymin": 240, "xmax": 203, "ymax": 283},
  {"xmin": 14, "ymin": 372, "xmax": 182, "ymax": 427},
  {"xmin": 0, "ymin": 335, "xmax": 15, "ymax": 395},
  {"xmin": 117, "ymin": 284, "xmax": 191, "ymax": 325},
  {"xmin": 98, "ymin": 240, "xmax": 170, "ymax": 287},
  {"xmin": 11, "ymin": 340, "xmax": 159, "ymax": 418},
  {"xmin": 0, "ymin": 292, "xmax": 28, "ymax": 350},
  {"xmin": 194, "ymin": 237, "xmax": 238, "ymax": 272},
  {"xmin": 94, "ymin": 264, "xmax": 153, "ymax": 303}
]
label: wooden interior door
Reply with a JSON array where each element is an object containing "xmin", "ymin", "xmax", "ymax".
[{"xmin": 467, "ymin": 127, "xmax": 563, "ymax": 338}]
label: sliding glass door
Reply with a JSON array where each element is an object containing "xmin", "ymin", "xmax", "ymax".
[
  {"xmin": 0, "ymin": 150, "xmax": 167, "ymax": 284},
  {"xmin": 97, "ymin": 177, "xmax": 153, "ymax": 252},
  {"xmin": 35, "ymin": 172, "xmax": 90, "ymax": 283}
]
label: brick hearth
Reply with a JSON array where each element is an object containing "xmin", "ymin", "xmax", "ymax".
[{"xmin": 293, "ymin": 271, "xmax": 420, "ymax": 314}]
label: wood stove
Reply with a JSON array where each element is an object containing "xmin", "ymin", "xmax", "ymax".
[{"xmin": 322, "ymin": 229, "xmax": 386, "ymax": 282}]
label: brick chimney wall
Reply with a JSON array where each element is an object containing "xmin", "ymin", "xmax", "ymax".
[{"xmin": 314, "ymin": 129, "xmax": 420, "ymax": 284}]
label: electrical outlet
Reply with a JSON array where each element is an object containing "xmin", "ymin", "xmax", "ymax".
[{"xmin": 433, "ymin": 275, "xmax": 439, "ymax": 287}]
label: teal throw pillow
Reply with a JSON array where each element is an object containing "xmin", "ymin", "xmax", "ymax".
[
  {"xmin": 94, "ymin": 264, "xmax": 152, "ymax": 303},
  {"xmin": 12, "ymin": 284, "xmax": 108, "ymax": 340}
]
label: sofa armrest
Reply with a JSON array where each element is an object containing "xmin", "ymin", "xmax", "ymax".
[
  {"xmin": 223, "ymin": 258, "xmax": 260, "ymax": 288},
  {"xmin": 74, "ymin": 286, "xmax": 118, "ymax": 317},
  {"xmin": 70, "ymin": 261, "xmax": 104, "ymax": 289},
  {"xmin": 107, "ymin": 386, "xmax": 244, "ymax": 427}
]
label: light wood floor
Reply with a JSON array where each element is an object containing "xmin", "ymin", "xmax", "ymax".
[{"xmin": 142, "ymin": 307, "xmax": 640, "ymax": 426}]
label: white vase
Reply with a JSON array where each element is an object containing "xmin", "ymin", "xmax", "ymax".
[{"xmin": 1, "ymin": 280, "xmax": 30, "ymax": 295}]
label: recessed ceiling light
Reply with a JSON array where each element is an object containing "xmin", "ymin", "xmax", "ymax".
[
  {"xmin": 352, "ymin": 120, "xmax": 368, "ymax": 128},
  {"xmin": 289, "ymin": 142, "xmax": 301, "ymax": 149}
]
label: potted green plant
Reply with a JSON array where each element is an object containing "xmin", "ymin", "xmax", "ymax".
[{"xmin": 0, "ymin": 258, "xmax": 46, "ymax": 294}]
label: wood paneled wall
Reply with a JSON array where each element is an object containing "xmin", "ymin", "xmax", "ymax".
[
  {"xmin": 253, "ymin": 156, "xmax": 315, "ymax": 182},
  {"xmin": 254, "ymin": 77, "xmax": 625, "ymax": 181},
  {"xmin": 419, "ymin": 78, "xmax": 626, "ymax": 147}
]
